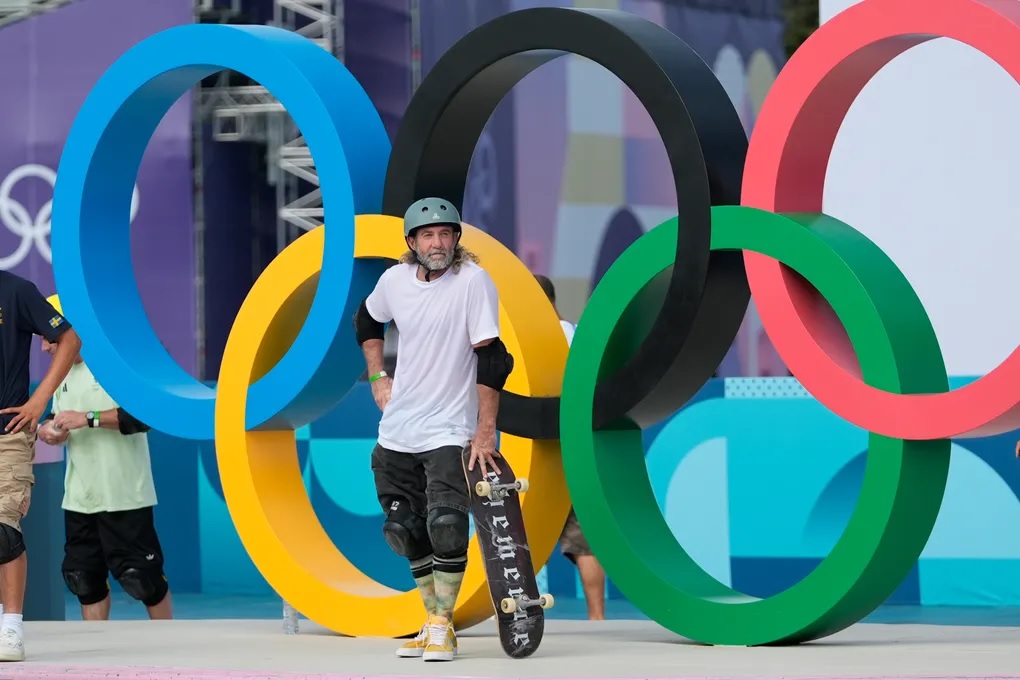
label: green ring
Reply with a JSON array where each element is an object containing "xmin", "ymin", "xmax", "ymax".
[{"xmin": 560, "ymin": 206, "xmax": 951, "ymax": 645}]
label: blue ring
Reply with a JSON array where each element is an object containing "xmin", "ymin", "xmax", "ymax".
[{"xmin": 52, "ymin": 24, "xmax": 391, "ymax": 440}]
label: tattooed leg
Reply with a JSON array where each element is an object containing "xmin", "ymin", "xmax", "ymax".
[
  {"xmin": 410, "ymin": 555, "xmax": 437, "ymax": 615},
  {"xmin": 432, "ymin": 555, "xmax": 467, "ymax": 620}
]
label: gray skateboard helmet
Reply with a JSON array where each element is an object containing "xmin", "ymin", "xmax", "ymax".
[{"xmin": 403, "ymin": 197, "xmax": 462, "ymax": 238}]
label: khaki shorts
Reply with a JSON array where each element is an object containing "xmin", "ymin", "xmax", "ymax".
[
  {"xmin": 559, "ymin": 507, "xmax": 592, "ymax": 563},
  {"xmin": 0, "ymin": 431, "xmax": 34, "ymax": 532}
]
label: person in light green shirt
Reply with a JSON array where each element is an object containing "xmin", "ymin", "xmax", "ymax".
[{"xmin": 36, "ymin": 297, "xmax": 172, "ymax": 621}]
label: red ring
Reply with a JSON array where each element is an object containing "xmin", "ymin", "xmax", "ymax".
[{"xmin": 741, "ymin": 0, "xmax": 1020, "ymax": 440}]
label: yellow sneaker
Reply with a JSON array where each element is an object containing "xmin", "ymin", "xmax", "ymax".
[
  {"xmin": 422, "ymin": 614, "xmax": 458, "ymax": 662},
  {"xmin": 395, "ymin": 621, "xmax": 429, "ymax": 658}
]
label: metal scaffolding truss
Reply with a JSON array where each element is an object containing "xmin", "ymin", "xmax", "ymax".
[
  {"xmin": 270, "ymin": 0, "xmax": 343, "ymax": 245},
  {"xmin": 0, "ymin": 0, "xmax": 77, "ymax": 29},
  {"xmin": 277, "ymin": 136, "xmax": 322, "ymax": 232},
  {"xmin": 202, "ymin": 85, "xmax": 283, "ymax": 142},
  {"xmin": 276, "ymin": 0, "xmax": 340, "ymax": 51},
  {"xmin": 199, "ymin": 0, "xmax": 343, "ymax": 251}
]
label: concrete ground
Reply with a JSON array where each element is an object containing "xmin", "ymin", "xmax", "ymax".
[
  {"xmin": 0, "ymin": 618, "xmax": 1016, "ymax": 679},
  {"xmin": 54, "ymin": 590, "xmax": 1020, "ymax": 627}
]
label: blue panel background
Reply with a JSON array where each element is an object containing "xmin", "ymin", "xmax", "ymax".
[{"xmin": 39, "ymin": 375, "xmax": 1018, "ymax": 610}]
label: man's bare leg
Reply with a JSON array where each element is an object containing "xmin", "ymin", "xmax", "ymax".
[
  {"xmin": 575, "ymin": 555, "xmax": 606, "ymax": 620},
  {"xmin": 0, "ymin": 551, "xmax": 27, "ymax": 661},
  {"xmin": 0, "ymin": 553, "xmax": 27, "ymax": 617},
  {"xmin": 146, "ymin": 591, "xmax": 173, "ymax": 620},
  {"xmin": 0, "ymin": 436, "xmax": 33, "ymax": 662},
  {"xmin": 81, "ymin": 594, "xmax": 111, "ymax": 621}
]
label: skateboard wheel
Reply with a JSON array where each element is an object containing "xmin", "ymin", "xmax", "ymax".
[
  {"xmin": 516, "ymin": 478, "xmax": 530, "ymax": 493},
  {"xmin": 500, "ymin": 597, "xmax": 517, "ymax": 613},
  {"xmin": 539, "ymin": 593, "xmax": 555, "ymax": 609},
  {"xmin": 475, "ymin": 481, "xmax": 491, "ymax": 496}
]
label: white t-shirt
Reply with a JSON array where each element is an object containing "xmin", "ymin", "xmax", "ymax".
[
  {"xmin": 560, "ymin": 319, "xmax": 575, "ymax": 347},
  {"xmin": 365, "ymin": 260, "xmax": 501, "ymax": 453}
]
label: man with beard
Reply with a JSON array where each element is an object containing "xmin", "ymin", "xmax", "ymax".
[{"xmin": 354, "ymin": 197, "xmax": 512, "ymax": 662}]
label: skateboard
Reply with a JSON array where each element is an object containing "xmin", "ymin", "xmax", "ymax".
[{"xmin": 461, "ymin": 444, "xmax": 554, "ymax": 659}]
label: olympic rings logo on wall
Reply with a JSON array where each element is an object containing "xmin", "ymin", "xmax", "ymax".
[
  {"xmin": 0, "ymin": 164, "xmax": 139, "ymax": 270},
  {"xmin": 48, "ymin": 0, "xmax": 1019, "ymax": 646}
]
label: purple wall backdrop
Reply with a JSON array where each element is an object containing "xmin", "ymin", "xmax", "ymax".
[
  {"xmin": 346, "ymin": 0, "xmax": 413, "ymax": 142},
  {"xmin": 0, "ymin": 0, "xmax": 197, "ymax": 381}
]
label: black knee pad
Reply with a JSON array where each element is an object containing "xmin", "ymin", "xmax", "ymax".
[
  {"xmin": 0, "ymin": 524, "xmax": 24, "ymax": 566},
  {"xmin": 382, "ymin": 499, "xmax": 431, "ymax": 560},
  {"xmin": 116, "ymin": 567, "xmax": 169, "ymax": 608},
  {"xmin": 62, "ymin": 569, "xmax": 110, "ymax": 606},
  {"xmin": 427, "ymin": 507, "xmax": 469, "ymax": 560}
]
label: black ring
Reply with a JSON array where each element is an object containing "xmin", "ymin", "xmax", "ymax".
[{"xmin": 382, "ymin": 7, "xmax": 749, "ymax": 439}]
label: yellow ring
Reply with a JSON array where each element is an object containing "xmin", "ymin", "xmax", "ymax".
[{"xmin": 214, "ymin": 214, "xmax": 570, "ymax": 636}]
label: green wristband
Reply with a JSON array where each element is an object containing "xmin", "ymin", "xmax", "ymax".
[{"xmin": 369, "ymin": 371, "xmax": 388, "ymax": 383}]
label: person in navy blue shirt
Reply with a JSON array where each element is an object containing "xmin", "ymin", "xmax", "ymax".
[{"xmin": 0, "ymin": 271, "xmax": 79, "ymax": 662}]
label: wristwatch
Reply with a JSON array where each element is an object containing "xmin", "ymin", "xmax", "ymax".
[{"xmin": 86, "ymin": 411, "xmax": 100, "ymax": 428}]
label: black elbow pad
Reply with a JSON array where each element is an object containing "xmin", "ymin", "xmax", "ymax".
[
  {"xmin": 353, "ymin": 299, "xmax": 385, "ymax": 346},
  {"xmin": 475, "ymin": 338, "xmax": 514, "ymax": 391},
  {"xmin": 117, "ymin": 409, "xmax": 151, "ymax": 435}
]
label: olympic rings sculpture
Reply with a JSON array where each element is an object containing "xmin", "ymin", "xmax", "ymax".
[{"xmin": 48, "ymin": 0, "xmax": 1019, "ymax": 646}]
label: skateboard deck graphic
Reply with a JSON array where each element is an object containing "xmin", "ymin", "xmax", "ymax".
[{"xmin": 461, "ymin": 444, "xmax": 553, "ymax": 658}]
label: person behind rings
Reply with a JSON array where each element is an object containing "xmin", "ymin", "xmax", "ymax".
[
  {"xmin": 36, "ymin": 296, "xmax": 172, "ymax": 623},
  {"xmin": 0, "ymin": 273, "xmax": 80, "ymax": 662},
  {"xmin": 534, "ymin": 274, "xmax": 606, "ymax": 621},
  {"xmin": 354, "ymin": 197, "xmax": 511, "ymax": 662}
]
